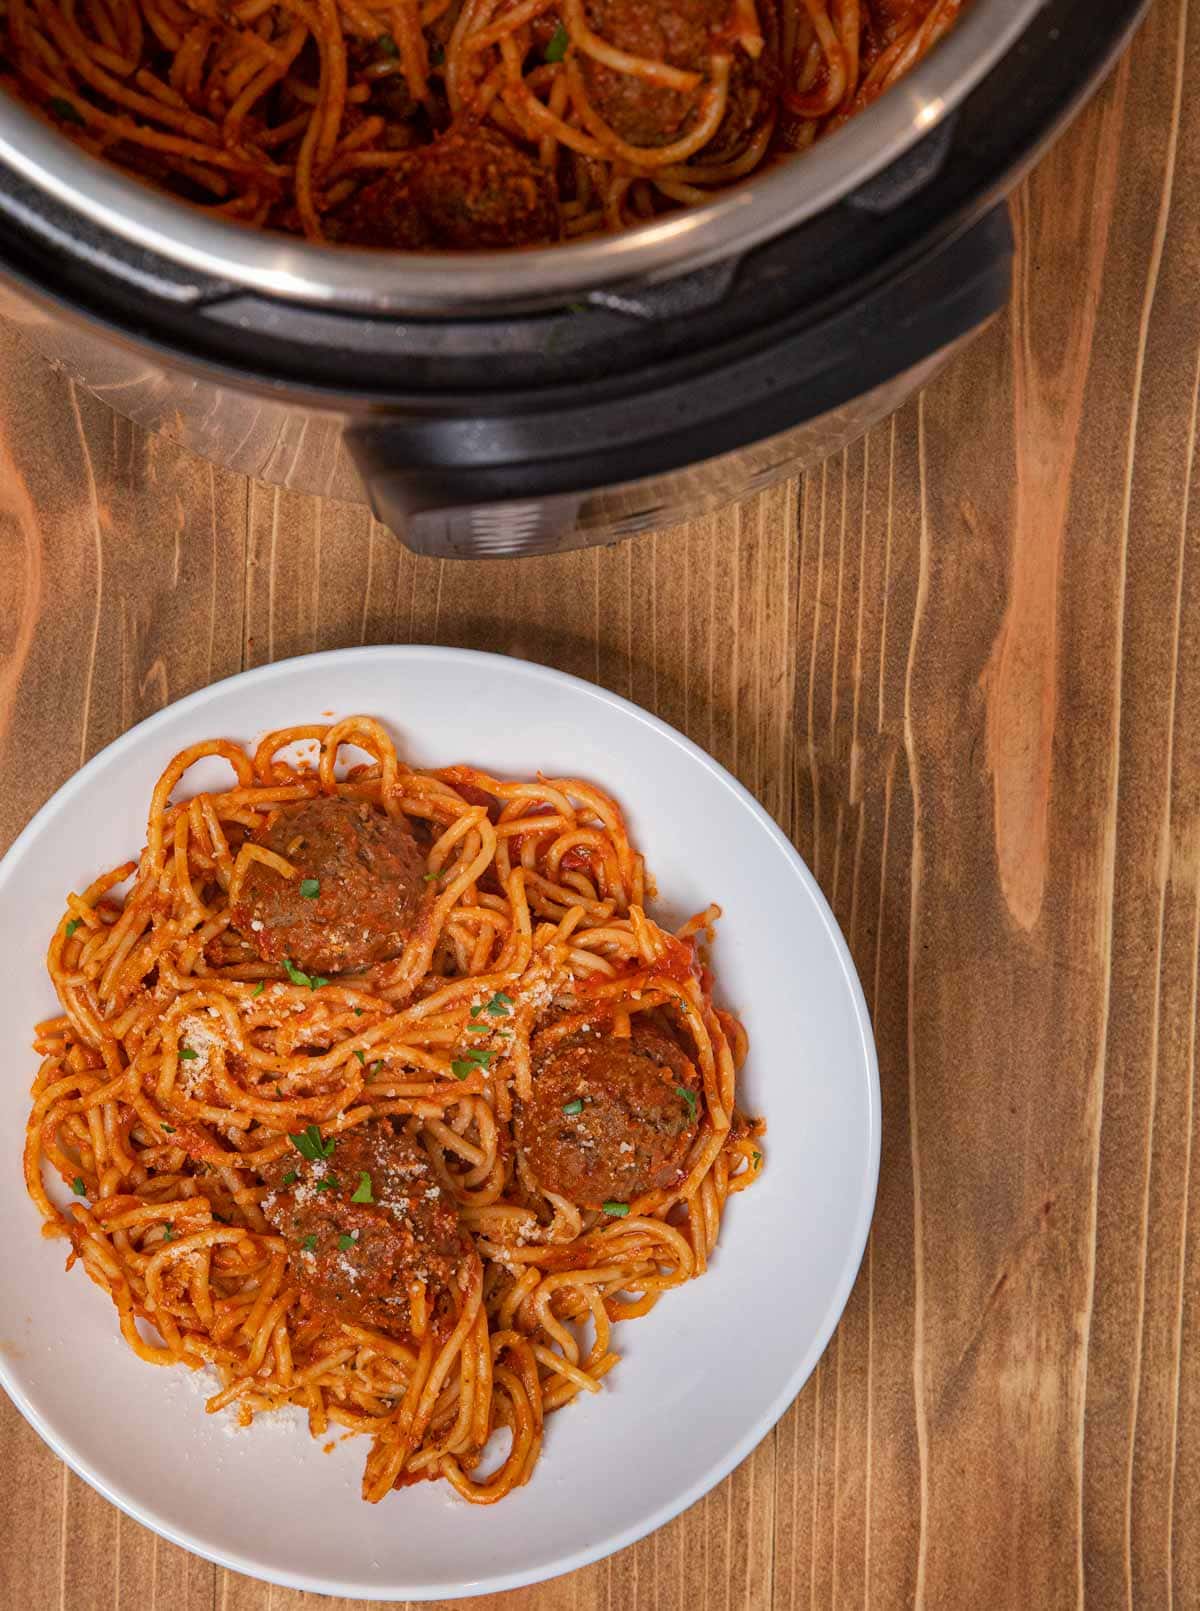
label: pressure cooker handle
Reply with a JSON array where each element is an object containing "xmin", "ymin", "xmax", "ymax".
[{"xmin": 349, "ymin": 204, "xmax": 1014, "ymax": 559}]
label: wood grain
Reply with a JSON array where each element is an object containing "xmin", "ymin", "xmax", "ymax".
[{"xmin": 0, "ymin": 6, "xmax": 1197, "ymax": 1606}]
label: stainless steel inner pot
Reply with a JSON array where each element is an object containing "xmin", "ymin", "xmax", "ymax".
[{"xmin": 0, "ymin": 0, "xmax": 1046, "ymax": 312}]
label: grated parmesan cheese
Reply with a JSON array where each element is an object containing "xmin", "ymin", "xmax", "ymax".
[{"xmin": 176, "ymin": 1015, "xmax": 223, "ymax": 1095}]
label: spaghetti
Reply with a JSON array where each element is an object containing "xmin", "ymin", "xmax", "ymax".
[
  {"xmin": 23, "ymin": 716, "xmax": 762, "ymax": 1503},
  {"xmin": 0, "ymin": 0, "xmax": 963, "ymax": 245}
]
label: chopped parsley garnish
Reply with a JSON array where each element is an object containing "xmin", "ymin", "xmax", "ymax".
[
  {"xmin": 163, "ymin": 1223, "xmax": 175, "ymax": 1242},
  {"xmin": 602, "ymin": 1201, "xmax": 630, "ymax": 1217},
  {"xmin": 161, "ymin": 1124, "xmax": 176, "ymax": 1134},
  {"xmin": 282, "ymin": 1170, "xmax": 298, "ymax": 1186},
  {"xmin": 483, "ymin": 992, "xmax": 513, "ymax": 1017},
  {"xmin": 371, "ymin": 1061, "xmax": 382, "ymax": 1075},
  {"xmin": 466, "ymin": 1022, "xmax": 490, "ymax": 1034},
  {"xmin": 251, "ymin": 982, "xmax": 265, "ymax": 997},
  {"xmin": 178, "ymin": 1046, "xmax": 198, "ymax": 1061},
  {"xmin": 353, "ymin": 1008, "xmax": 363, "ymax": 1016},
  {"xmin": 354, "ymin": 1049, "xmax": 365, "ymax": 1064},
  {"xmin": 71, "ymin": 1176, "xmax": 86, "ymax": 1196},
  {"xmin": 562, "ymin": 1098, "xmax": 583, "ymax": 1115},
  {"xmin": 676, "ymin": 1085, "xmax": 697, "ymax": 1118},
  {"xmin": 301, "ymin": 1234, "xmax": 318, "ymax": 1251},
  {"xmin": 313, "ymin": 1177, "xmax": 339, "ymax": 1192},
  {"xmin": 299, "ymin": 878, "xmax": 320, "ymax": 899},
  {"xmin": 49, "ymin": 96, "xmax": 84, "ymax": 124},
  {"xmin": 65, "ymin": 918, "xmax": 80, "ymax": 937},
  {"xmin": 351, "ymin": 1171, "xmax": 374, "ymax": 1203},
  {"xmin": 752, "ymin": 1151, "xmax": 762, "ymax": 1168},
  {"xmin": 289, "ymin": 1124, "xmax": 335, "ymax": 1161},
  {"xmin": 282, "ymin": 957, "xmax": 328, "ymax": 990},
  {"xmin": 338, "ymin": 1232, "xmax": 356, "ymax": 1250},
  {"xmin": 544, "ymin": 21, "xmax": 569, "ymax": 61},
  {"xmin": 376, "ymin": 31, "xmax": 398, "ymax": 55},
  {"xmin": 422, "ymin": 870, "xmax": 443, "ymax": 882},
  {"xmin": 451, "ymin": 1047, "xmax": 494, "ymax": 1079}
]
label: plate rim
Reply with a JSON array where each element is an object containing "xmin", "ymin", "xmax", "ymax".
[{"xmin": 0, "ymin": 644, "xmax": 880, "ymax": 1601}]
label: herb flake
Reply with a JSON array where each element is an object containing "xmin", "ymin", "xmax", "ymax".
[
  {"xmin": 562, "ymin": 1098, "xmax": 583, "ymax": 1115},
  {"xmin": 544, "ymin": 21, "xmax": 569, "ymax": 61},
  {"xmin": 178, "ymin": 1046, "xmax": 198, "ymax": 1061},
  {"xmin": 351, "ymin": 1171, "xmax": 374, "ymax": 1204},
  {"xmin": 301, "ymin": 1234, "xmax": 318, "ymax": 1251},
  {"xmin": 602, "ymin": 1201, "xmax": 630, "ymax": 1217},
  {"xmin": 451, "ymin": 1045, "xmax": 494, "ymax": 1080},
  {"xmin": 65, "ymin": 918, "xmax": 80, "ymax": 937},
  {"xmin": 676, "ymin": 1085, "xmax": 697, "ymax": 1118},
  {"xmin": 289, "ymin": 1124, "xmax": 335, "ymax": 1161},
  {"xmin": 283, "ymin": 957, "xmax": 327, "ymax": 990},
  {"xmin": 298, "ymin": 877, "xmax": 320, "ymax": 899},
  {"xmin": 71, "ymin": 1176, "xmax": 86, "ymax": 1196}
]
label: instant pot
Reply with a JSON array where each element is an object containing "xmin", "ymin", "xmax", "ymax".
[{"xmin": 0, "ymin": 0, "xmax": 1145, "ymax": 557}]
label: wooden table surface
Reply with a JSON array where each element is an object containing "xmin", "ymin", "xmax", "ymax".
[{"xmin": 1, "ymin": 5, "xmax": 1196, "ymax": 1607}]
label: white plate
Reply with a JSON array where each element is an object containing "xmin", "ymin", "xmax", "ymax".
[{"xmin": 0, "ymin": 646, "xmax": 878, "ymax": 1600}]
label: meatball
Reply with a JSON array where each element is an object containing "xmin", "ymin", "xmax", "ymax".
[
  {"xmin": 331, "ymin": 164, "xmax": 434, "ymax": 249},
  {"xmin": 231, "ymin": 796, "xmax": 426, "ymax": 976},
  {"xmin": 517, "ymin": 1026, "xmax": 700, "ymax": 1207},
  {"xmin": 700, "ymin": 3, "xmax": 779, "ymax": 162},
  {"xmin": 408, "ymin": 126, "xmax": 559, "ymax": 248},
  {"xmin": 579, "ymin": 0, "xmax": 776, "ymax": 158},
  {"xmin": 579, "ymin": 0, "xmax": 716, "ymax": 148},
  {"xmin": 333, "ymin": 127, "xmax": 558, "ymax": 250},
  {"xmin": 262, "ymin": 1120, "xmax": 468, "ymax": 1332}
]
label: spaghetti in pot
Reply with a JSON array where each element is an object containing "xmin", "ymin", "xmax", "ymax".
[
  {"xmin": 23, "ymin": 717, "xmax": 763, "ymax": 1504},
  {"xmin": 0, "ymin": 0, "xmax": 963, "ymax": 246}
]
